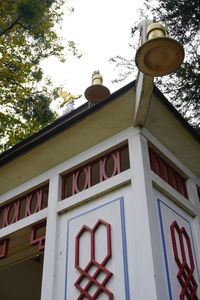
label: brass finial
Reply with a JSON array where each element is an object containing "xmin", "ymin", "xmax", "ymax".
[
  {"xmin": 91, "ymin": 70, "xmax": 103, "ymax": 85},
  {"xmin": 85, "ymin": 71, "xmax": 110, "ymax": 104},
  {"xmin": 135, "ymin": 22, "xmax": 185, "ymax": 77}
]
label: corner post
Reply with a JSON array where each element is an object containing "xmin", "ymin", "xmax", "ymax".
[{"xmin": 134, "ymin": 20, "xmax": 154, "ymax": 126}]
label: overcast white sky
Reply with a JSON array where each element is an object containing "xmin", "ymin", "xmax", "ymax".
[{"xmin": 41, "ymin": 0, "xmax": 145, "ymax": 108}]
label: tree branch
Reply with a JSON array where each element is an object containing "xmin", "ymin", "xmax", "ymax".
[{"xmin": 0, "ymin": 16, "xmax": 21, "ymax": 37}]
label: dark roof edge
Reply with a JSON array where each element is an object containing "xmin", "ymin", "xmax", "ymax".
[
  {"xmin": 153, "ymin": 85, "xmax": 200, "ymax": 143},
  {"xmin": 0, "ymin": 81, "xmax": 199, "ymax": 167},
  {"xmin": 0, "ymin": 81, "xmax": 135, "ymax": 167}
]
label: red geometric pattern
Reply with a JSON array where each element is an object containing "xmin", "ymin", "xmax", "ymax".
[
  {"xmin": 25, "ymin": 189, "xmax": 43, "ymax": 217},
  {"xmin": 61, "ymin": 145, "xmax": 129, "ymax": 199},
  {"xmin": 30, "ymin": 221, "xmax": 46, "ymax": 251},
  {"xmin": 149, "ymin": 148, "xmax": 188, "ymax": 199},
  {"xmin": 170, "ymin": 221, "xmax": 198, "ymax": 300},
  {"xmin": 75, "ymin": 219, "xmax": 113, "ymax": 299},
  {"xmin": 2, "ymin": 201, "xmax": 21, "ymax": 227},
  {"xmin": 72, "ymin": 166, "xmax": 92, "ymax": 195},
  {"xmin": 0, "ymin": 239, "xmax": 9, "ymax": 259},
  {"xmin": 0, "ymin": 185, "xmax": 48, "ymax": 229},
  {"xmin": 99, "ymin": 151, "xmax": 121, "ymax": 182}
]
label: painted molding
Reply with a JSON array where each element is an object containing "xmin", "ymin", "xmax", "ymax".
[
  {"xmin": 65, "ymin": 197, "xmax": 130, "ymax": 300},
  {"xmin": 157, "ymin": 198, "xmax": 200, "ymax": 299}
]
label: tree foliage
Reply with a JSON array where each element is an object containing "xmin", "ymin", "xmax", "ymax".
[
  {"xmin": 111, "ymin": 0, "xmax": 200, "ymax": 128},
  {"xmin": 0, "ymin": 0, "xmax": 65, "ymax": 152},
  {"xmin": 149, "ymin": 0, "xmax": 200, "ymax": 128}
]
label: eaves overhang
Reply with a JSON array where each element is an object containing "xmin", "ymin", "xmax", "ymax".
[
  {"xmin": 0, "ymin": 81, "xmax": 135, "ymax": 167},
  {"xmin": 153, "ymin": 86, "xmax": 200, "ymax": 144},
  {"xmin": 0, "ymin": 81, "xmax": 199, "ymax": 168}
]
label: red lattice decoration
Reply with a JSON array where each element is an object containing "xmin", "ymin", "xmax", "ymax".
[
  {"xmin": 170, "ymin": 221, "xmax": 198, "ymax": 300},
  {"xmin": 30, "ymin": 221, "xmax": 46, "ymax": 251},
  {"xmin": 75, "ymin": 219, "xmax": 113, "ymax": 299},
  {"xmin": 0, "ymin": 239, "xmax": 9, "ymax": 259},
  {"xmin": 149, "ymin": 148, "xmax": 188, "ymax": 199}
]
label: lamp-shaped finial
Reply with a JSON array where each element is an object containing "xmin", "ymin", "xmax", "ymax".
[
  {"xmin": 85, "ymin": 71, "xmax": 110, "ymax": 104},
  {"xmin": 135, "ymin": 22, "xmax": 184, "ymax": 77}
]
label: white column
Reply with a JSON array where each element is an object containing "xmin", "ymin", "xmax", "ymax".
[
  {"xmin": 186, "ymin": 178, "xmax": 199, "ymax": 207},
  {"xmin": 41, "ymin": 175, "xmax": 61, "ymax": 300},
  {"xmin": 186, "ymin": 179, "xmax": 200, "ymax": 264},
  {"xmin": 128, "ymin": 131, "xmax": 158, "ymax": 300}
]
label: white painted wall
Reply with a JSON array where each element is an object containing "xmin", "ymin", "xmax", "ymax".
[
  {"xmin": 0, "ymin": 127, "xmax": 200, "ymax": 300},
  {"xmin": 54, "ymin": 187, "xmax": 132, "ymax": 299}
]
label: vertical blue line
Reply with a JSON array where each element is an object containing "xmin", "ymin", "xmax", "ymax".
[
  {"xmin": 64, "ymin": 197, "xmax": 131, "ymax": 299},
  {"xmin": 65, "ymin": 220, "xmax": 70, "ymax": 300},
  {"xmin": 157, "ymin": 199, "xmax": 173, "ymax": 300},
  {"xmin": 120, "ymin": 197, "xmax": 130, "ymax": 300},
  {"xmin": 189, "ymin": 224, "xmax": 200, "ymax": 282},
  {"xmin": 158, "ymin": 199, "xmax": 200, "ymax": 284}
]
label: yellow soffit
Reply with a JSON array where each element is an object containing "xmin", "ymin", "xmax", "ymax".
[{"xmin": 0, "ymin": 89, "xmax": 135, "ymax": 195}]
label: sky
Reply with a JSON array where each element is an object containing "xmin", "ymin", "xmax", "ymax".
[{"xmin": 41, "ymin": 0, "xmax": 145, "ymax": 110}]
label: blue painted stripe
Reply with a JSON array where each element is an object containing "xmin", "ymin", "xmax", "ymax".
[
  {"xmin": 158, "ymin": 199, "xmax": 190, "ymax": 224},
  {"xmin": 189, "ymin": 224, "xmax": 200, "ymax": 281},
  {"xmin": 64, "ymin": 219, "xmax": 70, "ymax": 300},
  {"xmin": 157, "ymin": 199, "xmax": 173, "ymax": 300},
  {"xmin": 68, "ymin": 197, "xmax": 121, "ymax": 222},
  {"xmin": 158, "ymin": 199, "xmax": 200, "ymax": 282},
  {"xmin": 119, "ymin": 197, "xmax": 130, "ymax": 299},
  {"xmin": 157, "ymin": 198, "xmax": 200, "ymax": 299},
  {"xmin": 65, "ymin": 197, "xmax": 130, "ymax": 299}
]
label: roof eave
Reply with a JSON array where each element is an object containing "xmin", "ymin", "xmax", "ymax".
[{"xmin": 0, "ymin": 81, "xmax": 135, "ymax": 167}]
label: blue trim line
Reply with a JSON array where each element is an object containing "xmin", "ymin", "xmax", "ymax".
[
  {"xmin": 120, "ymin": 197, "xmax": 131, "ymax": 299},
  {"xmin": 68, "ymin": 197, "xmax": 121, "ymax": 222},
  {"xmin": 157, "ymin": 200, "xmax": 173, "ymax": 300},
  {"xmin": 64, "ymin": 197, "xmax": 130, "ymax": 299},
  {"xmin": 157, "ymin": 198, "xmax": 200, "ymax": 300},
  {"xmin": 64, "ymin": 221, "xmax": 70, "ymax": 300}
]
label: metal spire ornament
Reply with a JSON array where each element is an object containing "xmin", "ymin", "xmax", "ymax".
[{"xmin": 135, "ymin": 22, "xmax": 184, "ymax": 77}]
